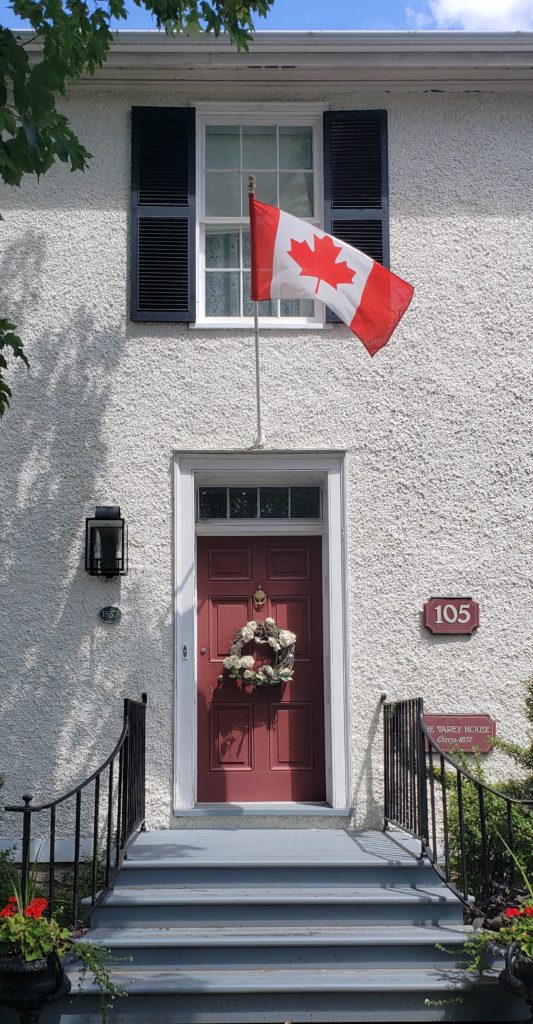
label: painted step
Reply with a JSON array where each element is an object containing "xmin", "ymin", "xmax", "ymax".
[
  {"xmin": 39, "ymin": 965, "xmax": 528, "ymax": 1023},
  {"xmin": 87, "ymin": 922, "xmax": 471, "ymax": 968},
  {"xmin": 124, "ymin": 829, "xmax": 422, "ymax": 868},
  {"xmin": 119, "ymin": 862, "xmax": 434, "ymax": 886},
  {"xmin": 91, "ymin": 884, "xmax": 463, "ymax": 928}
]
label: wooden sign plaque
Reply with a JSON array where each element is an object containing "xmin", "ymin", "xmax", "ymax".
[{"xmin": 424, "ymin": 713, "xmax": 496, "ymax": 753}]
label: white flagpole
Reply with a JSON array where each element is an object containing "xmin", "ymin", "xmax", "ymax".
[{"xmin": 248, "ymin": 175, "xmax": 264, "ymax": 448}]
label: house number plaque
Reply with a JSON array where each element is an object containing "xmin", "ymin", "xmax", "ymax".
[
  {"xmin": 99, "ymin": 606, "xmax": 121, "ymax": 624},
  {"xmin": 423, "ymin": 597, "xmax": 479, "ymax": 635}
]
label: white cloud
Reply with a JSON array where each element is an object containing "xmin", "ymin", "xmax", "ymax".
[{"xmin": 407, "ymin": 0, "xmax": 533, "ymax": 30}]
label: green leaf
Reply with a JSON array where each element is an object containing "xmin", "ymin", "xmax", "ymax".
[
  {"xmin": 28, "ymin": 61, "xmax": 61, "ymax": 93},
  {"xmin": 0, "ymin": 107, "xmax": 18, "ymax": 134},
  {"xmin": 0, "ymin": 0, "xmax": 273, "ymax": 415}
]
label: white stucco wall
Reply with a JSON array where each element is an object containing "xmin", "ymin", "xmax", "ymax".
[{"xmin": 0, "ymin": 78, "xmax": 532, "ymax": 834}]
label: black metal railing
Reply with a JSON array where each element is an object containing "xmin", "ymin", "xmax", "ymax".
[
  {"xmin": 5, "ymin": 694, "xmax": 147, "ymax": 923},
  {"xmin": 384, "ymin": 697, "xmax": 533, "ymax": 909}
]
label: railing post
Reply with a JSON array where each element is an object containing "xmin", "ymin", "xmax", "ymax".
[
  {"xmin": 20, "ymin": 794, "xmax": 34, "ymax": 905},
  {"xmin": 121, "ymin": 699, "xmax": 130, "ymax": 855},
  {"xmin": 140, "ymin": 694, "xmax": 147, "ymax": 828},
  {"xmin": 416, "ymin": 699, "xmax": 429, "ymax": 849},
  {"xmin": 383, "ymin": 701, "xmax": 390, "ymax": 829}
]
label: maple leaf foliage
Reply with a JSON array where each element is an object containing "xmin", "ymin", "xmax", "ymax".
[{"xmin": 288, "ymin": 234, "xmax": 356, "ymax": 294}]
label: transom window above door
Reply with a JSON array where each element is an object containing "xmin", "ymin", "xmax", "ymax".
[
  {"xmin": 197, "ymin": 113, "xmax": 322, "ymax": 325},
  {"xmin": 197, "ymin": 486, "xmax": 322, "ymax": 521}
]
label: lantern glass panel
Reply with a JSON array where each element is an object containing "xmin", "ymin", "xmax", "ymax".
[{"xmin": 86, "ymin": 518, "xmax": 126, "ymax": 575}]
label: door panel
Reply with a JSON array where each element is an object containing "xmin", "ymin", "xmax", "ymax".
[
  {"xmin": 209, "ymin": 598, "xmax": 251, "ymax": 660},
  {"xmin": 197, "ymin": 535, "xmax": 325, "ymax": 802},
  {"xmin": 270, "ymin": 597, "xmax": 312, "ymax": 661},
  {"xmin": 210, "ymin": 704, "xmax": 254, "ymax": 770},
  {"xmin": 267, "ymin": 546, "xmax": 311, "ymax": 580},
  {"xmin": 270, "ymin": 703, "xmax": 314, "ymax": 769},
  {"xmin": 208, "ymin": 547, "xmax": 252, "ymax": 580}
]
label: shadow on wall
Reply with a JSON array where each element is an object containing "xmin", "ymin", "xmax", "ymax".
[
  {"xmin": 0, "ymin": 228, "xmax": 161, "ymax": 830},
  {"xmin": 351, "ymin": 698, "xmax": 385, "ymax": 829}
]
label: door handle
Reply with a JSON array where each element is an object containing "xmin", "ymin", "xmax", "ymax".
[{"xmin": 200, "ymin": 647, "xmax": 207, "ymax": 655}]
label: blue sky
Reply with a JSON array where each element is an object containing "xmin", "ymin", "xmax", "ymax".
[{"xmin": 2, "ymin": 0, "xmax": 533, "ymax": 33}]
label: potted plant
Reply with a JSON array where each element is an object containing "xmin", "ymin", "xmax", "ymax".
[
  {"xmin": 454, "ymin": 840, "xmax": 533, "ymax": 1020},
  {"xmin": 482, "ymin": 875, "xmax": 533, "ymax": 1014},
  {"xmin": 0, "ymin": 882, "xmax": 122, "ymax": 1024}
]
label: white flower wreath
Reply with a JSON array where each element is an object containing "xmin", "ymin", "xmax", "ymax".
[{"xmin": 222, "ymin": 618, "xmax": 296, "ymax": 689}]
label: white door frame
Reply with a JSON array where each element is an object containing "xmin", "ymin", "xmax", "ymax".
[{"xmin": 173, "ymin": 450, "xmax": 351, "ymax": 813}]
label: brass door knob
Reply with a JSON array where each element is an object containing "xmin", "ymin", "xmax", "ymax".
[{"xmin": 200, "ymin": 647, "xmax": 207, "ymax": 655}]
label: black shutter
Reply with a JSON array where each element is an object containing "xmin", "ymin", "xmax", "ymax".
[
  {"xmin": 323, "ymin": 110, "xmax": 389, "ymax": 322},
  {"xmin": 131, "ymin": 107, "xmax": 195, "ymax": 322}
]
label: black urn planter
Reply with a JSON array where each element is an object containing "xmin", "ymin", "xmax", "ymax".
[
  {"xmin": 0, "ymin": 952, "xmax": 71, "ymax": 1024},
  {"xmin": 498, "ymin": 942, "xmax": 533, "ymax": 1021}
]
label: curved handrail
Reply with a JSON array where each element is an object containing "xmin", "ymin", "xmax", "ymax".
[
  {"xmin": 383, "ymin": 696, "xmax": 533, "ymax": 909},
  {"xmin": 4, "ymin": 694, "xmax": 147, "ymax": 923}
]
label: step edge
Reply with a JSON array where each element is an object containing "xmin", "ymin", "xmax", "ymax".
[
  {"xmin": 94, "ymin": 891, "xmax": 459, "ymax": 906},
  {"xmin": 121, "ymin": 859, "xmax": 427, "ymax": 869},
  {"xmin": 62, "ymin": 965, "xmax": 500, "ymax": 995}
]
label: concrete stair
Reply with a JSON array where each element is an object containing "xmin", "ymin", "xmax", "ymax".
[{"xmin": 38, "ymin": 828, "xmax": 528, "ymax": 1023}]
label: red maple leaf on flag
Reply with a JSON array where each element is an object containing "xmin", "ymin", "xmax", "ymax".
[{"xmin": 288, "ymin": 234, "xmax": 356, "ymax": 294}]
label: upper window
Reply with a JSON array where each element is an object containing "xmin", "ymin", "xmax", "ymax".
[
  {"xmin": 197, "ymin": 486, "xmax": 322, "ymax": 521},
  {"xmin": 130, "ymin": 107, "xmax": 388, "ymax": 326},
  {"xmin": 197, "ymin": 112, "xmax": 323, "ymax": 326}
]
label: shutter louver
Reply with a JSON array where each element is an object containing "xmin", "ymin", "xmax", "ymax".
[
  {"xmin": 329, "ymin": 117, "xmax": 383, "ymax": 210},
  {"xmin": 131, "ymin": 107, "xmax": 195, "ymax": 322},
  {"xmin": 330, "ymin": 220, "xmax": 384, "ymax": 265},
  {"xmin": 324, "ymin": 110, "xmax": 389, "ymax": 322},
  {"xmin": 138, "ymin": 219, "xmax": 189, "ymax": 311}
]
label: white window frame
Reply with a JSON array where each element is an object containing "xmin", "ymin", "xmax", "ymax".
[
  {"xmin": 173, "ymin": 451, "xmax": 351, "ymax": 815},
  {"xmin": 194, "ymin": 103, "xmax": 325, "ymax": 330}
]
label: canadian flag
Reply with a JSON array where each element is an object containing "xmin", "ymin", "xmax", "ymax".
[{"xmin": 249, "ymin": 195, "xmax": 414, "ymax": 356}]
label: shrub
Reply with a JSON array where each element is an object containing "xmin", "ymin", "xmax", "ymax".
[
  {"xmin": 436, "ymin": 679, "xmax": 533, "ymax": 910},
  {"xmin": 442, "ymin": 752, "xmax": 533, "ymax": 907}
]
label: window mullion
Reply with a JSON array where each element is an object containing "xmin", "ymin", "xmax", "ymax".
[{"xmin": 202, "ymin": 116, "xmax": 319, "ymax": 322}]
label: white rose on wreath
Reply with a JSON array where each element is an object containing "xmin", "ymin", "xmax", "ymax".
[
  {"xmin": 221, "ymin": 618, "xmax": 296, "ymax": 689},
  {"xmin": 222, "ymin": 654, "xmax": 242, "ymax": 671}
]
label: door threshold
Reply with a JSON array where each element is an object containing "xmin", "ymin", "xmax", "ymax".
[{"xmin": 173, "ymin": 802, "xmax": 351, "ymax": 817}]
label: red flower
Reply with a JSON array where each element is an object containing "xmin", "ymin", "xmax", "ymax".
[
  {"xmin": 24, "ymin": 898, "xmax": 48, "ymax": 919},
  {"xmin": 523, "ymin": 906, "xmax": 533, "ymax": 917},
  {"xmin": 0, "ymin": 906, "xmax": 15, "ymax": 918},
  {"xmin": 505, "ymin": 907, "xmax": 522, "ymax": 918},
  {"xmin": 7, "ymin": 896, "xmax": 17, "ymax": 904}
]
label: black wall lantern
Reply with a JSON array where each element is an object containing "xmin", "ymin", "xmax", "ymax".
[{"xmin": 85, "ymin": 506, "xmax": 128, "ymax": 578}]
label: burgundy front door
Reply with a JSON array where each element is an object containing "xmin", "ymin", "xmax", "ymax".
[{"xmin": 197, "ymin": 536, "xmax": 325, "ymax": 802}]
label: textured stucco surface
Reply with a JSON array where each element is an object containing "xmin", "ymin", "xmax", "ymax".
[{"xmin": 0, "ymin": 82, "xmax": 532, "ymax": 834}]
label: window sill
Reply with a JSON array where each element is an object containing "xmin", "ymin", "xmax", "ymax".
[{"xmin": 190, "ymin": 321, "xmax": 334, "ymax": 331}]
